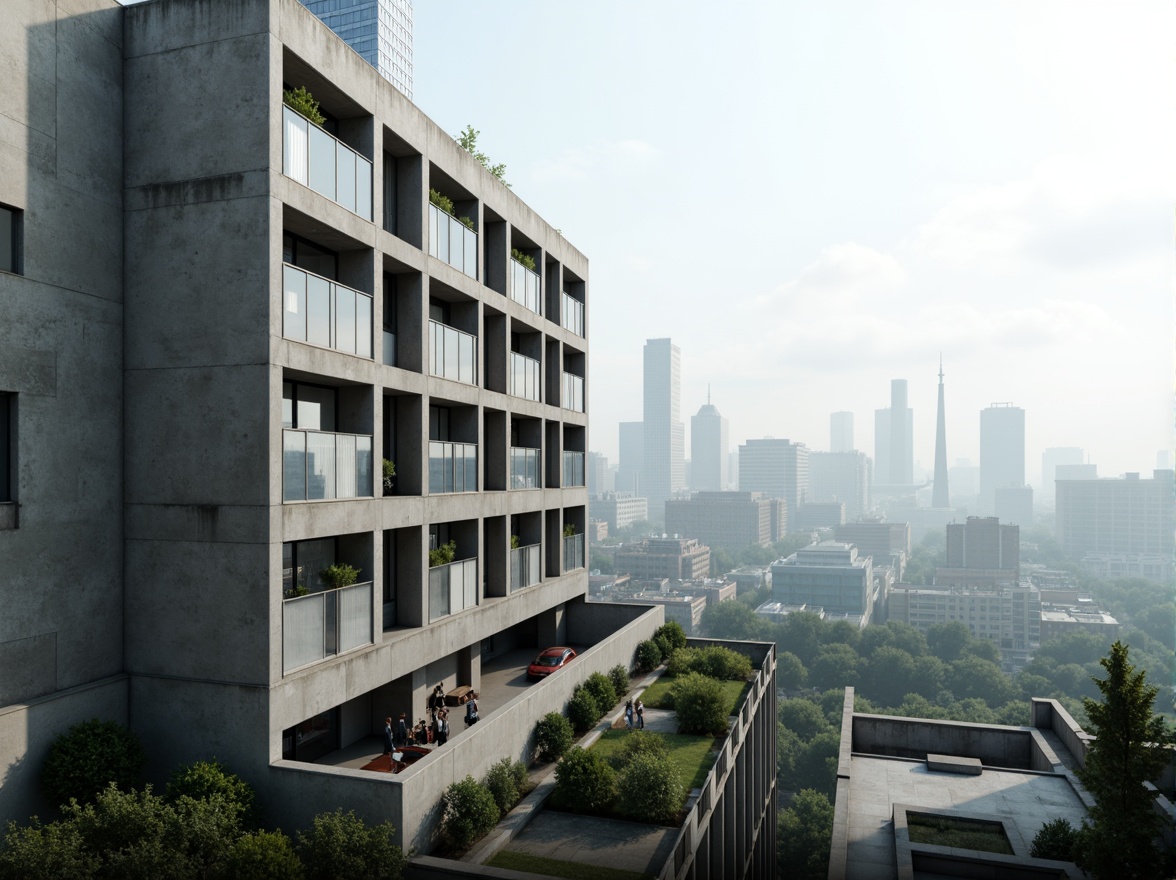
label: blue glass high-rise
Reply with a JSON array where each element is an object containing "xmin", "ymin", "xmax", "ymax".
[{"xmin": 300, "ymin": 0, "xmax": 413, "ymax": 99}]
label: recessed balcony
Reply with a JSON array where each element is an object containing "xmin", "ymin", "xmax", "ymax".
[
  {"xmin": 562, "ymin": 533, "xmax": 585, "ymax": 573},
  {"xmin": 509, "ymin": 352, "xmax": 541, "ymax": 402},
  {"xmin": 428, "ymin": 441, "xmax": 477, "ymax": 494},
  {"xmin": 428, "ymin": 320, "xmax": 477, "ymax": 385},
  {"xmin": 283, "ymin": 429, "xmax": 373, "ymax": 501},
  {"xmin": 561, "ymin": 372, "xmax": 585, "ymax": 413},
  {"xmin": 282, "ymin": 581, "xmax": 373, "ymax": 674},
  {"xmin": 509, "ymin": 446, "xmax": 540, "ymax": 489},
  {"xmin": 428, "ymin": 557, "xmax": 477, "ymax": 622},
  {"xmin": 509, "ymin": 258, "xmax": 541, "ymax": 315},
  {"xmin": 283, "ymin": 264, "xmax": 372, "ymax": 358},
  {"xmin": 510, "ymin": 543, "xmax": 542, "ymax": 592},
  {"xmin": 562, "ymin": 451, "xmax": 585, "ymax": 487},
  {"xmin": 561, "ymin": 292, "xmax": 584, "ymax": 337},
  {"xmin": 428, "ymin": 203, "xmax": 477, "ymax": 280},
  {"xmin": 282, "ymin": 107, "xmax": 372, "ymax": 221}
]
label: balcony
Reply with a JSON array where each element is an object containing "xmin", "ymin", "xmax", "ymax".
[
  {"xmin": 282, "ymin": 107, "xmax": 372, "ymax": 221},
  {"xmin": 509, "ymin": 258, "xmax": 541, "ymax": 315},
  {"xmin": 283, "ymin": 429, "xmax": 373, "ymax": 502},
  {"xmin": 429, "ymin": 441, "xmax": 477, "ymax": 493},
  {"xmin": 510, "ymin": 446, "xmax": 541, "ymax": 489},
  {"xmin": 282, "ymin": 581, "xmax": 373, "ymax": 674},
  {"xmin": 510, "ymin": 543, "xmax": 542, "ymax": 592},
  {"xmin": 383, "ymin": 331, "xmax": 396, "ymax": 366},
  {"xmin": 428, "ymin": 558, "xmax": 477, "ymax": 622},
  {"xmin": 509, "ymin": 352, "xmax": 541, "ymax": 401},
  {"xmin": 561, "ymin": 372, "xmax": 585, "ymax": 413},
  {"xmin": 561, "ymin": 292, "xmax": 584, "ymax": 337},
  {"xmin": 429, "ymin": 320, "xmax": 478, "ymax": 385},
  {"xmin": 428, "ymin": 203, "xmax": 478, "ymax": 280},
  {"xmin": 563, "ymin": 533, "xmax": 585, "ymax": 573},
  {"xmin": 283, "ymin": 264, "xmax": 373, "ymax": 358},
  {"xmin": 562, "ymin": 451, "xmax": 585, "ymax": 487}
]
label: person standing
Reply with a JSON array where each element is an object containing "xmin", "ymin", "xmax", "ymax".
[
  {"xmin": 436, "ymin": 708, "xmax": 449, "ymax": 745},
  {"xmin": 465, "ymin": 693, "xmax": 480, "ymax": 726},
  {"xmin": 383, "ymin": 716, "xmax": 394, "ymax": 755},
  {"xmin": 395, "ymin": 713, "xmax": 409, "ymax": 747},
  {"xmin": 624, "ymin": 699, "xmax": 634, "ymax": 729},
  {"xmin": 429, "ymin": 683, "xmax": 445, "ymax": 721},
  {"xmin": 635, "ymin": 698, "xmax": 644, "ymax": 729}
]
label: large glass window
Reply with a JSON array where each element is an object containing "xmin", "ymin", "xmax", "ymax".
[
  {"xmin": 282, "ymin": 538, "xmax": 336, "ymax": 596},
  {"xmin": 283, "ymin": 382, "xmax": 336, "ymax": 431}
]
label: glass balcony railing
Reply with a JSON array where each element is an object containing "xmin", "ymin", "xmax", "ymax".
[
  {"xmin": 562, "ymin": 451, "xmax": 585, "ymax": 487},
  {"xmin": 563, "ymin": 533, "xmax": 584, "ymax": 573},
  {"xmin": 510, "ymin": 446, "xmax": 541, "ymax": 489},
  {"xmin": 428, "ymin": 558, "xmax": 478, "ymax": 622},
  {"xmin": 562, "ymin": 372, "xmax": 585, "ymax": 412},
  {"xmin": 282, "ymin": 581, "xmax": 373, "ymax": 673},
  {"xmin": 283, "ymin": 264, "xmax": 373, "ymax": 358},
  {"xmin": 282, "ymin": 107, "xmax": 372, "ymax": 220},
  {"xmin": 428, "ymin": 441, "xmax": 477, "ymax": 493},
  {"xmin": 429, "ymin": 320, "xmax": 477, "ymax": 385},
  {"xmin": 428, "ymin": 203, "xmax": 478, "ymax": 280},
  {"xmin": 510, "ymin": 259, "xmax": 541, "ymax": 314},
  {"xmin": 561, "ymin": 292, "xmax": 584, "ymax": 337},
  {"xmin": 510, "ymin": 543, "xmax": 542, "ymax": 592},
  {"xmin": 383, "ymin": 331, "xmax": 396, "ymax": 366},
  {"xmin": 509, "ymin": 352, "xmax": 541, "ymax": 401},
  {"xmin": 283, "ymin": 429, "xmax": 373, "ymax": 502}
]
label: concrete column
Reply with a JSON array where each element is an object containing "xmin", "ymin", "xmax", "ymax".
[
  {"xmin": 536, "ymin": 602, "xmax": 566, "ymax": 646},
  {"xmin": 459, "ymin": 642, "xmax": 481, "ymax": 692}
]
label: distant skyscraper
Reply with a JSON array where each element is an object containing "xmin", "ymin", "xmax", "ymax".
[
  {"xmin": 874, "ymin": 379, "xmax": 913, "ymax": 487},
  {"xmin": 617, "ymin": 421, "xmax": 644, "ymax": 494},
  {"xmin": 830, "ymin": 411, "xmax": 854, "ymax": 453},
  {"xmin": 691, "ymin": 389, "xmax": 728, "ymax": 491},
  {"xmin": 1041, "ymin": 447, "xmax": 1084, "ymax": 507},
  {"xmin": 301, "ymin": 0, "xmax": 414, "ymax": 98},
  {"xmin": 643, "ymin": 338, "xmax": 685, "ymax": 515},
  {"xmin": 738, "ymin": 438, "xmax": 809, "ymax": 522},
  {"xmin": 980, "ymin": 403, "xmax": 1025, "ymax": 514},
  {"xmin": 931, "ymin": 361, "xmax": 950, "ymax": 508},
  {"xmin": 809, "ymin": 451, "xmax": 870, "ymax": 521}
]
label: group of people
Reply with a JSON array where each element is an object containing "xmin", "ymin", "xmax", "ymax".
[
  {"xmin": 383, "ymin": 683, "xmax": 477, "ymax": 757},
  {"xmin": 624, "ymin": 697, "xmax": 645, "ymax": 729}
]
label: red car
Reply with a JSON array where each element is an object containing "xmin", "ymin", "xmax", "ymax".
[{"xmin": 527, "ymin": 646, "xmax": 576, "ymax": 680}]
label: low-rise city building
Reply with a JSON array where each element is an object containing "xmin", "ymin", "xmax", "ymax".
[
  {"xmin": 664, "ymin": 490, "xmax": 786, "ymax": 550},
  {"xmin": 614, "ymin": 536, "xmax": 712, "ymax": 581},
  {"xmin": 770, "ymin": 541, "xmax": 876, "ymax": 624},
  {"xmin": 590, "ymin": 490, "xmax": 649, "ymax": 533}
]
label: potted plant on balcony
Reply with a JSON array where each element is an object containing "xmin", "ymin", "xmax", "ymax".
[
  {"xmin": 563, "ymin": 524, "xmax": 576, "ymax": 538},
  {"xmin": 320, "ymin": 563, "xmax": 360, "ymax": 590},
  {"xmin": 429, "ymin": 188, "xmax": 474, "ymax": 231},
  {"xmin": 510, "ymin": 535, "xmax": 521, "ymax": 550},
  {"xmin": 510, "ymin": 248, "xmax": 536, "ymax": 272},
  {"xmin": 283, "ymin": 86, "xmax": 325, "ymax": 126},
  {"xmin": 382, "ymin": 459, "xmax": 396, "ymax": 495},
  {"xmin": 429, "ymin": 540, "xmax": 456, "ymax": 568},
  {"xmin": 283, "ymin": 584, "xmax": 310, "ymax": 599}
]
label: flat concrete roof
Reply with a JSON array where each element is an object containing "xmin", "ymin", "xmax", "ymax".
[{"xmin": 844, "ymin": 755, "xmax": 1088, "ymax": 879}]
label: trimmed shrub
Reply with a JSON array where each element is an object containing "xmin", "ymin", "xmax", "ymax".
[
  {"xmin": 665, "ymin": 647, "xmax": 697, "ymax": 677},
  {"xmin": 694, "ymin": 646, "xmax": 752, "ymax": 681},
  {"xmin": 617, "ymin": 752, "xmax": 683, "ymax": 823},
  {"xmin": 584, "ymin": 673, "xmax": 618, "ymax": 718},
  {"xmin": 224, "ymin": 830, "xmax": 304, "ymax": 880},
  {"xmin": 608, "ymin": 664, "xmax": 631, "ymax": 698},
  {"xmin": 165, "ymin": 759, "xmax": 259, "ymax": 828},
  {"xmin": 535, "ymin": 712, "xmax": 574, "ymax": 763},
  {"xmin": 298, "ymin": 808, "xmax": 405, "ymax": 879},
  {"xmin": 0, "ymin": 818, "xmax": 98, "ymax": 880},
  {"xmin": 439, "ymin": 777, "xmax": 499, "ymax": 852},
  {"xmin": 635, "ymin": 639, "xmax": 663, "ymax": 673},
  {"xmin": 567, "ymin": 687, "xmax": 599, "ymax": 733},
  {"xmin": 608, "ymin": 730, "xmax": 668, "ymax": 771},
  {"xmin": 670, "ymin": 672, "xmax": 729, "ymax": 735},
  {"xmin": 42, "ymin": 719, "xmax": 146, "ymax": 808},
  {"xmin": 653, "ymin": 633, "xmax": 672, "ymax": 662},
  {"xmin": 484, "ymin": 758, "xmax": 528, "ymax": 815},
  {"xmin": 654, "ymin": 621, "xmax": 687, "ymax": 651},
  {"xmin": 554, "ymin": 748, "xmax": 616, "ymax": 813},
  {"xmin": 1030, "ymin": 817, "xmax": 1081, "ymax": 862}
]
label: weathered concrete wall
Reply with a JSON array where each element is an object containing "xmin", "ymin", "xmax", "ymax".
[{"xmin": 852, "ymin": 713, "xmax": 1036, "ymax": 769}]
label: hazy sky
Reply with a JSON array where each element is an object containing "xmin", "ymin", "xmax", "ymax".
[{"xmin": 413, "ymin": 1, "xmax": 1173, "ymax": 485}]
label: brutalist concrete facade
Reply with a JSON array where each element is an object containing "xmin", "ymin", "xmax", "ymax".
[{"xmin": 1, "ymin": 0, "xmax": 600, "ymax": 844}]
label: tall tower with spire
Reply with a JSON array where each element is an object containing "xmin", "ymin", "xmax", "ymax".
[{"xmin": 932, "ymin": 358, "xmax": 950, "ymax": 508}]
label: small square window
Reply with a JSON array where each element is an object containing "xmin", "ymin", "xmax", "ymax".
[{"xmin": 0, "ymin": 205, "xmax": 20, "ymax": 275}]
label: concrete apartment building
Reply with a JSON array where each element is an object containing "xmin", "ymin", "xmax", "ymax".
[
  {"xmin": 590, "ymin": 490, "xmax": 648, "ymax": 533},
  {"xmin": 936, "ymin": 516, "xmax": 1020, "ymax": 588},
  {"xmin": 1056, "ymin": 469, "xmax": 1175, "ymax": 584},
  {"xmin": 770, "ymin": 542, "xmax": 876, "ymax": 625},
  {"xmin": 664, "ymin": 490, "xmax": 785, "ymax": 551},
  {"xmin": 834, "ymin": 521, "xmax": 910, "ymax": 574},
  {"xmin": 738, "ymin": 437, "xmax": 808, "ymax": 523},
  {"xmin": 809, "ymin": 449, "xmax": 871, "ymax": 521},
  {"xmin": 0, "ymin": 0, "xmax": 688, "ymax": 856},
  {"xmin": 887, "ymin": 583, "xmax": 1042, "ymax": 665},
  {"xmin": 301, "ymin": 0, "xmax": 413, "ymax": 99},
  {"xmin": 614, "ymin": 537, "xmax": 712, "ymax": 581}
]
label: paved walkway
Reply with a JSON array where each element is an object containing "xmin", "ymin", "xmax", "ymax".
[{"xmin": 504, "ymin": 810, "xmax": 676, "ymax": 876}]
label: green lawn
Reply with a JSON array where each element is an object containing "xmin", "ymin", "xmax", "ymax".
[
  {"xmin": 639, "ymin": 675, "xmax": 750, "ymax": 717},
  {"xmin": 907, "ymin": 814, "xmax": 1014, "ymax": 855},
  {"xmin": 489, "ymin": 850, "xmax": 652, "ymax": 880},
  {"xmin": 591, "ymin": 729, "xmax": 719, "ymax": 791}
]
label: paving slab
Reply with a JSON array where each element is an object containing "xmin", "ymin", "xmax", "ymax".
[{"xmin": 503, "ymin": 809, "xmax": 677, "ymax": 876}]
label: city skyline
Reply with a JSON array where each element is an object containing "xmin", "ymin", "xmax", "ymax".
[{"xmin": 413, "ymin": 1, "xmax": 1172, "ymax": 482}]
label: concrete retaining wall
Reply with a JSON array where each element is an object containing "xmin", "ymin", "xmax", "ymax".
[{"xmin": 852, "ymin": 713, "xmax": 1037, "ymax": 769}]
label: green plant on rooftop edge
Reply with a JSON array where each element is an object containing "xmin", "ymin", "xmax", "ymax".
[{"xmin": 283, "ymin": 86, "xmax": 325, "ymax": 126}]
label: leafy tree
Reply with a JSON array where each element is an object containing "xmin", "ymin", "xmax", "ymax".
[
  {"xmin": 776, "ymin": 724, "xmax": 802, "ymax": 790},
  {"xmin": 654, "ymin": 620, "xmax": 687, "ymax": 651},
  {"xmin": 809, "ymin": 643, "xmax": 859, "ymax": 691},
  {"xmin": 583, "ymin": 672, "xmax": 618, "ymax": 717},
  {"xmin": 777, "ymin": 789, "xmax": 834, "ymax": 880},
  {"xmin": 1077, "ymin": 641, "xmax": 1170, "ymax": 880},
  {"xmin": 778, "ymin": 612, "xmax": 824, "ymax": 666},
  {"xmin": 297, "ymin": 809, "xmax": 406, "ymax": 879},
  {"xmin": 455, "ymin": 125, "xmax": 508, "ymax": 185},
  {"xmin": 779, "ymin": 699, "xmax": 834, "ymax": 741},
  {"xmin": 701, "ymin": 600, "xmax": 767, "ymax": 640},
  {"xmin": 1016, "ymin": 672, "xmax": 1054, "ymax": 702},
  {"xmin": 534, "ymin": 712, "xmax": 574, "ymax": 763},
  {"xmin": 861, "ymin": 646, "xmax": 919, "ymax": 708},
  {"xmin": 819, "ymin": 618, "xmax": 862, "ymax": 651},
  {"xmin": 1030, "ymin": 818, "xmax": 1080, "ymax": 861},
  {"xmin": 947, "ymin": 655, "xmax": 1017, "ymax": 706},
  {"xmin": 617, "ymin": 753, "xmax": 682, "ymax": 824},
  {"xmin": 437, "ymin": 778, "xmax": 499, "ymax": 852},
  {"xmin": 910, "ymin": 655, "xmax": 947, "ymax": 699},
  {"xmin": 926, "ymin": 622, "xmax": 973, "ymax": 662},
  {"xmin": 224, "ymin": 830, "xmax": 304, "ymax": 880},
  {"xmin": 608, "ymin": 664, "xmax": 631, "ymax": 697},
  {"xmin": 554, "ymin": 748, "xmax": 616, "ymax": 812},
  {"xmin": 567, "ymin": 688, "xmax": 600, "ymax": 732},
  {"xmin": 42, "ymin": 719, "xmax": 146, "ymax": 808},
  {"xmin": 669, "ymin": 673, "xmax": 729, "ymax": 735},
  {"xmin": 165, "ymin": 759, "xmax": 259, "ymax": 829},
  {"xmin": 794, "ymin": 733, "xmax": 840, "ymax": 796},
  {"xmin": 0, "ymin": 818, "xmax": 98, "ymax": 880},
  {"xmin": 484, "ymin": 758, "xmax": 528, "ymax": 815},
  {"xmin": 776, "ymin": 650, "xmax": 808, "ymax": 690},
  {"xmin": 634, "ymin": 639, "xmax": 663, "ymax": 672}
]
